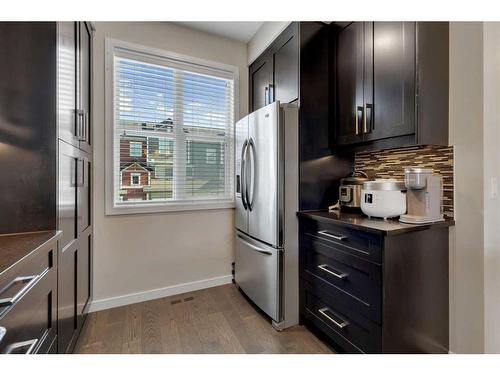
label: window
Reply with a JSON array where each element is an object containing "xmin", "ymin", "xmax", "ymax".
[
  {"xmin": 105, "ymin": 39, "xmax": 238, "ymax": 214},
  {"xmin": 130, "ymin": 173, "xmax": 141, "ymax": 186},
  {"xmin": 205, "ymin": 148, "xmax": 217, "ymax": 164},
  {"xmin": 129, "ymin": 142, "xmax": 142, "ymax": 157}
]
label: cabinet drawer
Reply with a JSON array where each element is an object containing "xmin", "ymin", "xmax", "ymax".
[
  {"xmin": 301, "ymin": 280, "xmax": 381, "ymax": 353},
  {"xmin": 0, "ymin": 241, "xmax": 57, "ymax": 354},
  {"xmin": 301, "ymin": 218, "xmax": 382, "ymax": 264},
  {"xmin": 0, "ymin": 268, "xmax": 56, "ymax": 354},
  {"xmin": 301, "ymin": 238, "xmax": 382, "ymax": 323}
]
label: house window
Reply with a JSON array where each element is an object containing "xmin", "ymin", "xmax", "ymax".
[
  {"xmin": 129, "ymin": 142, "xmax": 142, "ymax": 157},
  {"xmin": 205, "ymin": 148, "xmax": 217, "ymax": 164},
  {"xmin": 106, "ymin": 39, "xmax": 237, "ymax": 214},
  {"xmin": 130, "ymin": 173, "xmax": 141, "ymax": 186}
]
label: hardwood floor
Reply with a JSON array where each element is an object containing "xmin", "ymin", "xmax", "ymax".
[{"xmin": 74, "ymin": 284, "xmax": 332, "ymax": 354}]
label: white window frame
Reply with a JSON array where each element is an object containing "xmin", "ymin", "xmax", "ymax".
[
  {"xmin": 105, "ymin": 38, "xmax": 239, "ymax": 215},
  {"xmin": 129, "ymin": 141, "xmax": 142, "ymax": 157},
  {"xmin": 130, "ymin": 172, "xmax": 141, "ymax": 187}
]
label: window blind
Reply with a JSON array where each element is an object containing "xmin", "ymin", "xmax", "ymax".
[{"xmin": 112, "ymin": 47, "xmax": 235, "ymax": 208}]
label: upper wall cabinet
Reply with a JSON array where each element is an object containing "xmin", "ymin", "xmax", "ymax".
[
  {"xmin": 58, "ymin": 22, "xmax": 92, "ymax": 153},
  {"xmin": 249, "ymin": 23, "xmax": 299, "ymax": 112},
  {"xmin": 333, "ymin": 22, "xmax": 449, "ymax": 150}
]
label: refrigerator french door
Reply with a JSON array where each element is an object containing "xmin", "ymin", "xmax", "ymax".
[{"xmin": 235, "ymin": 102, "xmax": 298, "ymax": 329}]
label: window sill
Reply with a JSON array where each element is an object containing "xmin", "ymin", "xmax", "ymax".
[{"xmin": 105, "ymin": 200, "xmax": 235, "ymax": 216}]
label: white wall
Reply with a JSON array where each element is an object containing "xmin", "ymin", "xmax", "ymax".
[
  {"xmin": 449, "ymin": 22, "xmax": 485, "ymax": 353},
  {"xmin": 247, "ymin": 22, "xmax": 291, "ymax": 64},
  {"xmin": 483, "ymin": 22, "xmax": 500, "ymax": 354},
  {"xmin": 91, "ymin": 22, "xmax": 248, "ymax": 310}
]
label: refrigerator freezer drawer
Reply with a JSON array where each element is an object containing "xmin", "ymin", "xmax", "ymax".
[{"xmin": 235, "ymin": 232, "xmax": 281, "ymax": 322}]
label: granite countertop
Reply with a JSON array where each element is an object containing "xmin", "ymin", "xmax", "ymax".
[
  {"xmin": 297, "ymin": 210, "xmax": 455, "ymax": 236},
  {"xmin": 0, "ymin": 230, "xmax": 62, "ymax": 274}
]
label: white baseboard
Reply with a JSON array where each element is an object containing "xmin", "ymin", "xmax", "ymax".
[{"xmin": 88, "ymin": 274, "xmax": 233, "ymax": 313}]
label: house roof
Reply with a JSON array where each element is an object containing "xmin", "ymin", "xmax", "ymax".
[{"xmin": 120, "ymin": 161, "xmax": 153, "ymax": 172}]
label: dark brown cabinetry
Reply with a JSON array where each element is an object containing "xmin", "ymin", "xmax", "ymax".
[
  {"xmin": 249, "ymin": 23, "xmax": 299, "ymax": 112},
  {"xmin": 57, "ymin": 22, "xmax": 93, "ymax": 354},
  {"xmin": 333, "ymin": 22, "xmax": 448, "ymax": 150},
  {"xmin": 0, "ymin": 21, "xmax": 92, "ymax": 355},
  {"xmin": 298, "ymin": 212, "xmax": 450, "ymax": 353},
  {"xmin": 0, "ymin": 233, "xmax": 60, "ymax": 354}
]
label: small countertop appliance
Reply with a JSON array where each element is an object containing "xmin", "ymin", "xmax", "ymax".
[
  {"xmin": 339, "ymin": 172, "xmax": 369, "ymax": 210},
  {"xmin": 399, "ymin": 167, "xmax": 444, "ymax": 224},
  {"xmin": 360, "ymin": 179, "xmax": 407, "ymax": 220}
]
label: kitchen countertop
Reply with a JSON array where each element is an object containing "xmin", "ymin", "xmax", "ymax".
[
  {"xmin": 0, "ymin": 230, "xmax": 62, "ymax": 275},
  {"xmin": 297, "ymin": 210, "xmax": 455, "ymax": 236}
]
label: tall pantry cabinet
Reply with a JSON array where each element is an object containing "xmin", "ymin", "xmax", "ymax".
[{"xmin": 57, "ymin": 22, "xmax": 93, "ymax": 353}]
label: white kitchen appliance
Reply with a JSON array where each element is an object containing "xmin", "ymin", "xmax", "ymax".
[
  {"xmin": 361, "ymin": 179, "xmax": 407, "ymax": 219},
  {"xmin": 399, "ymin": 167, "xmax": 444, "ymax": 224},
  {"xmin": 234, "ymin": 102, "xmax": 299, "ymax": 331}
]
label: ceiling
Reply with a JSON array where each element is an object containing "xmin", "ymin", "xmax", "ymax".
[{"xmin": 176, "ymin": 22, "xmax": 264, "ymax": 43}]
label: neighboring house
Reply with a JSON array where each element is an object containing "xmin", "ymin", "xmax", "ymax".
[
  {"xmin": 119, "ymin": 162, "xmax": 153, "ymax": 201},
  {"xmin": 120, "ymin": 135, "xmax": 147, "ymax": 166}
]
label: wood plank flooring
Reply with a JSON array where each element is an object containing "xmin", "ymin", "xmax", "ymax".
[{"xmin": 74, "ymin": 284, "xmax": 332, "ymax": 354}]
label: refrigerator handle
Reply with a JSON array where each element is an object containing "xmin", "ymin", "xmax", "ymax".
[
  {"xmin": 241, "ymin": 139, "xmax": 248, "ymax": 209},
  {"xmin": 247, "ymin": 138, "xmax": 256, "ymax": 211}
]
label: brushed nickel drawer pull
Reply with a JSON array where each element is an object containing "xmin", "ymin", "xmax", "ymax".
[
  {"xmin": 318, "ymin": 264, "xmax": 349, "ymax": 280},
  {"xmin": 318, "ymin": 307, "xmax": 350, "ymax": 329},
  {"xmin": 0, "ymin": 326, "xmax": 6, "ymax": 344},
  {"xmin": 317, "ymin": 230, "xmax": 347, "ymax": 241},
  {"xmin": 0, "ymin": 275, "xmax": 39, "ymax": 307},
  {"xmin": 4, "ymin": 338, "xmax": 38, "ymax": 354}
]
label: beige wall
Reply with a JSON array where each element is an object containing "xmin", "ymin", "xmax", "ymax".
[
  {"xmin": 449, "ymin": 22, "xmax": 485, "ymax": 353},
  {"xmin": 483, "ymin": 22, "xmax": 500, "ymax": 354},
  {"xmin": 91, "ymin": 22, "xmax": 248, "ymax": 310},
  {"xmin": 247, "ymin": 22, "xmax": 291, "ymax": 64}
]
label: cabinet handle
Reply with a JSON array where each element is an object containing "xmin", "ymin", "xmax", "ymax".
[
  {"xmin": 317, "ymin": 230, "xmax": 347, "ymax": 241},
  {"xmin": 84, "ymin": 111, "xmax": 89, "ymax": 142},
  {"xmin": 265, "ymin": 86, "xmax": 269, "ymax": 106},
  {"xmin": 0, "ymin": 326, "xmax": 6, "ymax": 344},
  {"xmin": 355, "ymin": 106, "xmax": 363, "ymax": 135},
  {"xmin": 318, "ymin": 307, "xmax": 350, "ymax": 329},
  {"xmin": 364, "ymin": 103, "xmax": 373, "ymax": 133},
  {"xmin": 0, "ymin": 275, "xmax": 40, "ymax": 307},
  {"xmin": 318, "ymin": 264, "xmax": 349, "ymax": 280},
  {"xmin": 4, "ymin": 338, "xmax": 38, "ymax": 354},
  {"xmin": 76, "ymin": 109, "xmax": 85, "ymax": 140}
]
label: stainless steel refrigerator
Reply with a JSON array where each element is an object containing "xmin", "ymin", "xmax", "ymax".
[{"xmin": 234, "ymin": 102, "xmax": 299, "ymax": 330}]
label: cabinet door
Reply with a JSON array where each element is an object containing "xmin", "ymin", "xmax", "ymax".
[
  {"xmin": 273, "ymin": 24, "xmax": 299, "ymax": 104},
  {"xmin": 336, "ymin": 22, "xmax": 365, "ymax": 145},
  {"xmin": 249, "ymin": 54, "xmax": 273, "ymax": 112},
  {"xmin": 58, "ymin": 140, "xmax": 78, "ymax": 251},
  {"xmin": 57, "ymin": 22, "xmax": 79, "ymax": 147},
  {"xmin": 77, "ymin": 157, "xmax": 91, "ymax": 235},
  {"xmin": 77, "ymin": 233, "xmax": 92, "ymax": 326},
  {"xmin": 365, "ymin": 22, "xmax": 415, "ymax": 141},
  {"xmin": 78, "ymin": 22, "xmax": 92, "ymax": 152},
  {"xmin": 57, "ymin": 242, "xmax": 77, "ymax": 353}
]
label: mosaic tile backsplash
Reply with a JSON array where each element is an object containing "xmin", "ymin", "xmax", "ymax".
[{"xmin": 354, "ymin": 145, "xmax": 454, "ymax": 218}]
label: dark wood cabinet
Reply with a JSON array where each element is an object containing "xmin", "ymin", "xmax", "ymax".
[
  {"xmin": 0, "ymin": 21, "xmax": 93, "ymax": 355},
  {"xmin": 249, "ymin": 22, "xmax": 299, "ymax": 112},
  {"xmin": 57, "ymin": 22, "xmax": 92, "ymax": 153},
  {"xmin": 78, "ymin": 22, "xmax": 92, "ymax": 153},
  {"xmin": 56, "ymin": 22, "xmax": 93, "ymax": 354},
  {"xmin": 0, "ymin": 233, "xmax": 60, "ymax": 354},
  {"xmin": 250, "ymin": 55, "xmax": 273, "ymax": 111},
  {"xmin": 273, "ymin": 24, "xmax": 299, "ymax": 105},
  {"xmin": 298, "ymin": 212, "xmax": 450, "ymax": 353},
  {"xmin": 367, "ymin": 22, "xmax": 415, "ymax": 141},
  {"xmin": 333, "ymin": 22, "xmax": 448, "ymax": 150},
  {"xmin": 335, "ymin": 22, "xmax": 365, "ymax": 145}
]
